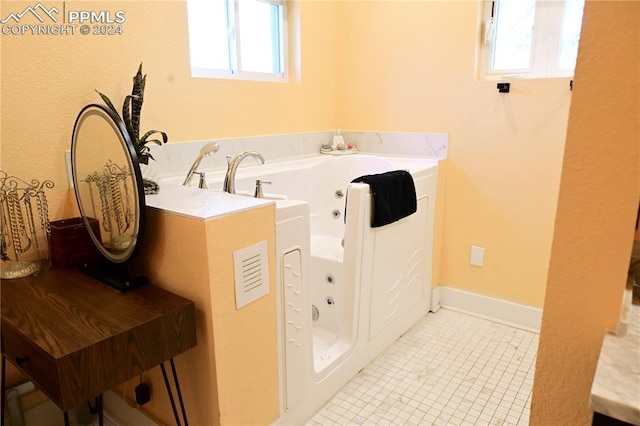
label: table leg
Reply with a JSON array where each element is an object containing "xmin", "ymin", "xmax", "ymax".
[
  {"xmin": 160, "ymin": 363, "xmax": 181, "ymax": 425},
  {"xmin": 63, "ymin": 411, "xmax": 70, "ymax": 426},
  {"xmin": 97, "ymin": 394, "xmax": 104, "ymax": 426},
  {"xmin": 87, "ymin": 394, "xmax": 104, "ymax": 425},
  {"xmin": 161, "ymin": 360, "xmax": 189, "ymax": 426},
  {"xmin": 170, "ymin": 359, "xmax": 188, "ymax": 426}
]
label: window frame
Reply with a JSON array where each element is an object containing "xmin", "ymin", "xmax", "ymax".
[
  {"xmin": 477, "ymin": 0, "xmax": 583, "ymax": 80},
  {"xmin": 188, "ymin": 0, "xmax": 288, "ymax": 83}
]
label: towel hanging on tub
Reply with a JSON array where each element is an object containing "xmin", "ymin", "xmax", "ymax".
[{"xmin": 351, "ymin": 170, "xmax": 417, "ymax": 228}]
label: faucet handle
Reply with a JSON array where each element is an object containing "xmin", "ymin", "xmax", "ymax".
[
  {"xmin": 195, "ymin": 172, "xmax": 207, "ymax": 189},
  {"xmin": 254, "ymin": 179, "xmax": 271, "ymax": 198}
]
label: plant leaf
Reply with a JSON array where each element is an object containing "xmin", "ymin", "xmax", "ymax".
[
  {"xmin": 133, "ymin": 64, "xmax": 144, "ymax": 97},
  {"xmin": 143, "ymin": 139, "xmax": 165, "ymax": 147},
  {"xmin": 99, "ymin": 63, "xmax": 168, "ymax": 160},
  {"xmin": 95, "ymin": 90, "xmax": 119, "ymax": 117},
  {"xmin": 140, "ymin": 74, "xmax": 146, "ymax": 98},
  {"xmin": 140, "ymin": 130, "xmax": 168, "ymax": 145},
  {"xmin": 131, "ymin": 65, "xmax": 145, "ymax": 142},
  {"xmin": 121, "ymin": 95, "xmax": 135, "ymax": 142},
  {"xmin": 130, "ymin": 95, "xmax": 142, "ymax": 142}
]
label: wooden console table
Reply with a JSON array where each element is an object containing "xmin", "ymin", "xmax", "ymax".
[{"xmin": 1, "ymin": 267, "xmax": 197, "ymax": 425}]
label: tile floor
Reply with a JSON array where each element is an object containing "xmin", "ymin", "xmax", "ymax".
[{"xmin": 306, "ymin": 308, "xmax": 539, "ymax": 426}]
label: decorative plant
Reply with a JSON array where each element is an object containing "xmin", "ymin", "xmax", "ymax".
[{"xmin": 96, "ymin": 63, "xmax": 168, "ymax": 164}]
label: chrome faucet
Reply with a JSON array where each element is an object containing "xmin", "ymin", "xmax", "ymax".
[
  {"xmin": 183, "ymin": 142, "xmax": 220, "ymax": 186},
  {"xmin": 223, "ymin": 151, "xmax": 265, "ymax": 194}
]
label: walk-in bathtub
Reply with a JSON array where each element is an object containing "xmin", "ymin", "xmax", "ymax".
[{"xmin": 167, "ymin": 153, "xmax": 438, "ymax": 423}]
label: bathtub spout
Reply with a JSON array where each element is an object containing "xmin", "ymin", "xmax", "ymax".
[{"xmin": 223, "ymin": 151, "xmax": 265, "ymax": 194}]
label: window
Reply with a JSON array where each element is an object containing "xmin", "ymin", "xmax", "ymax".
[
  {"xmin": 187, "ymin": 0, "xmax": 286, "ymax": 81},
  {"xmin": 478, "ymin": 0, "xmax": 585, "ymax": 79}
]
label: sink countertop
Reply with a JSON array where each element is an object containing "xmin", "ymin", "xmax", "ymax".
[
  {"xmin": 590, "ymin": 288, "xmax": 640, "ymax": 425},
  {"xmin": 590, "ymin": 333, "xmax": 640, "ymax": 424},
  {"xmin": 145, "ymin": 183, "xmax": 273, "ymax": 220}
]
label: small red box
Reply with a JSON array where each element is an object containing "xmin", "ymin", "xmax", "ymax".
[{"xmin": 50, "ymin": 217, "xmax": 101, "ymax": 268}]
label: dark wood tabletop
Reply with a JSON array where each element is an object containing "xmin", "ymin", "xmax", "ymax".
[{"xmin": 1, "ymin": 267, "xmax": 196, "ymax": 411}]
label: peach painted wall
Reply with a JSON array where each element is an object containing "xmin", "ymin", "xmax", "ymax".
[
  {"xmin": 203, "ymin": 207, "xmax": 279, "ymax": 426},
  {"xmin": 335, "ymin": 1, "xmax": 570, "ymax": 308},
  {"xmin": 131, "ymin": 209, "xmax": 220, "ymax": 425},
  {"xmin": 531, "ymin": 2, "xmax": 639, "ymax": 425},
  {"xmin": 0, "ymin": 0, "xmax": 336, "ymax": 219},
  {"xmin": 4, "ymin": 0, "xmax": 568, "ymax": 318},
  {"xmin": 5, "ymin": 2, "xmax": 636, "ymax": 423},
  {"xmin": 1, "ymin": 1, "xmax": 323, "ymax": 422},
  {"xmin": 130, "ymin": 204, "xmax": 278, "ymax": 426}
]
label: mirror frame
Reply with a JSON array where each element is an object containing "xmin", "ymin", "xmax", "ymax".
[{"xmin": 71, "ymin": 103, "xmax": 146, "ymax": 265}]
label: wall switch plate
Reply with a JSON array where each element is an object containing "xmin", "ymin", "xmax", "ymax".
[{"xmin": 470, "ymin": 246, "xmax": 485, "ymax": 267}]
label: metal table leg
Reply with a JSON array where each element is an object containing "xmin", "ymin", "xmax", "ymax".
[
  {"xmin": 98, "ymin": 394, "xmax": 104, "ymax": 426},
  {"xmin": 88, "ymin": 394, "xmax": 104, "ymax": 426},
  {"xmin": 170, "ymin": 359, "xmax": 188, "ymax": 425},
  {"xmin": 160, "ymin": 359, "xmax": 188, "ymax": 426}
]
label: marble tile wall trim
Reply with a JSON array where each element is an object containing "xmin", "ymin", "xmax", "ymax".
[
  {"xmin": 148, "ymin": 130, "xmax": 447, "ymax": 177},
  {"xmin": 589, "ymin": 332, "xmax": 640, "ymax": 425},
  {"xmin": 341, "ymin": 131, "xmax": 448, "ymax": 159}
]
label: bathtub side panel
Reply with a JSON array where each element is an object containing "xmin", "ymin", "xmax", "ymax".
[
  {"xmin": 357, "ymin": 171, "xmax": 437, "ymax": 344},
  {"xmin": 368, "ymin": 196, "xmax": 431, "ymax": 339}
]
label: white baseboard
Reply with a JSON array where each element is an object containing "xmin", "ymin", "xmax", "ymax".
[
  {"xmin": 430, "ymin": 286, "xmax": 441, "ymax": 312},
  {"xmin": 435, "ymin": 286, "xmax": 542, "ymax": 333}
]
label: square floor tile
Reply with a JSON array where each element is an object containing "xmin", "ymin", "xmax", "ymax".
[{"xmin": 305, "ymin": 309, "xmax": 538, "ymax": 426}]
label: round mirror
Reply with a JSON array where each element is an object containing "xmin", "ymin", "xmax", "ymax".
[{"xmin": 71, "ymin": 104, "xmax": 145, "ymax": 267}]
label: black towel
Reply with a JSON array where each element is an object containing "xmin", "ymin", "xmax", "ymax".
[{"xmin": 351, "ymin": 170, "xmax": 417, "ymax": 228}]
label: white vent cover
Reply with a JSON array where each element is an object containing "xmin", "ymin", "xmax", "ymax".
[{"xmin": 233, "ymin": 240, "xmax": 270, "ymax": 309}]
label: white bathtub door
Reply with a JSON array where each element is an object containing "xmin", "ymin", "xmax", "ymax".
[{"xmin": 368, "ymin": 197, "xmax": 430, "ymax": 339}]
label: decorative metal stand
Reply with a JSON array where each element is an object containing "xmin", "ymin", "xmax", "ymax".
[
  {"xmin": 78, "ymin": 160, "xmax": 134, "ymax": 252},
  {"xmin": 0, "ymin": 171, "xmax": 54, "ymax": 279}
]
